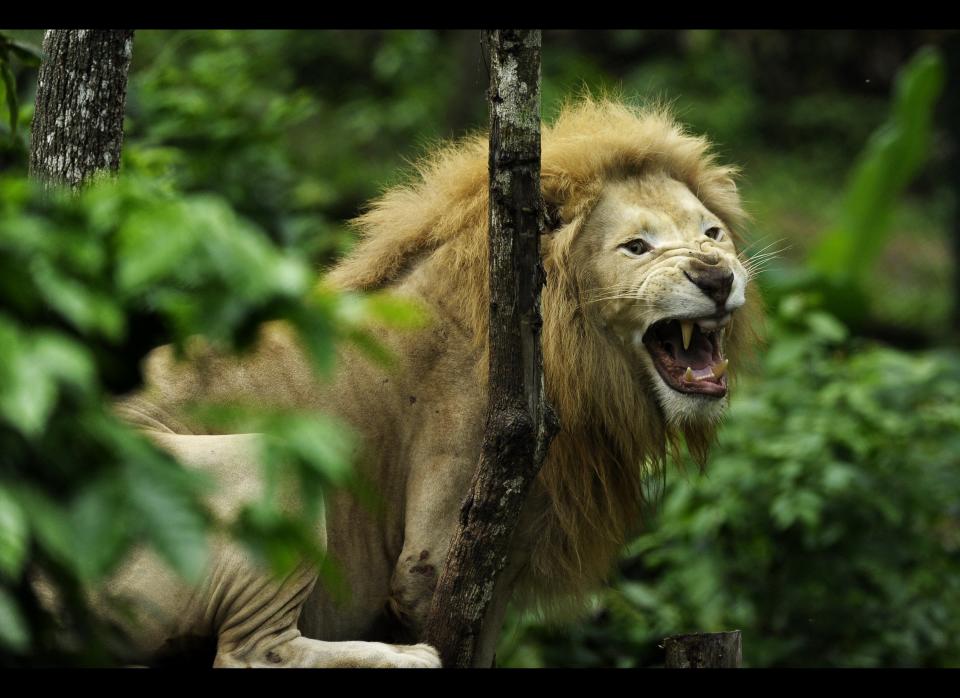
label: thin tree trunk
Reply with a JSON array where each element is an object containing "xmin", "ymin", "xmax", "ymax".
[
  {"xmin": 29, "ymin": 29, "xmax": 134, "ymax": 187},
  {"xmin": 422, "ymin": 28, "xmax": 558, "ymax": 669}
]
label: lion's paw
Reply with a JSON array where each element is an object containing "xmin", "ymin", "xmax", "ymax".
[{"xmin": 377, "ymin": 642, "xmax": 442, "ymax": 668}]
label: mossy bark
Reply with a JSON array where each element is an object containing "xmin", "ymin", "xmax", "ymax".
[
  {"xmin": 29, "ymin": 29, "xmax": 134, "ymax": 188},
  {"xmin": 423, "ymin": 29, "xmax": 557, "ymax": 669}
]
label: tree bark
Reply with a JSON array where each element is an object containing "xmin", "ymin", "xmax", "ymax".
[
  {"xmin": 664, "ymin": 631, "xmax": 742, "ymax": 668},
  {"xmin": 29, "ymin": 29, "xmax": 134, "ymax": 187},
  {"xmin": 422, "ymin": 29, "xmax": 557, "ymax": 668}
]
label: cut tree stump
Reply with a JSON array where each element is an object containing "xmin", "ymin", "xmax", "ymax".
[{"xmin": 663, "ymin": 631, "xmax": 742, "ymax": 668}]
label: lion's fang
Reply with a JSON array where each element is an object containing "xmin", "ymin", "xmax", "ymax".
[
  {"xmin": 681, "ymin": 321, "xmax": 694, "ymax": 350},
  {"xmin": 684, "ymin": 367, "xmax": 694, "ymax": 382},
  {"xmin": 712, "ymin": 359, "xmax": 729, "ymax": 378}
]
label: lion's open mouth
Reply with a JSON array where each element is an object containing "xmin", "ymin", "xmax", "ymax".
[{"xmin": 642, "ymin": 316, "xmax": 729, "ymax": 398}]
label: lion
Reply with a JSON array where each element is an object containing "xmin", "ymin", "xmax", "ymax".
[{"xmin": 108, "ymin": 97, "xmax": 761, "ymax": 668}]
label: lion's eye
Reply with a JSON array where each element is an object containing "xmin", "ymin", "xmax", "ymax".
[
  {"xmin": 620, "ymin": 239, "xmax": 650, "ymax": 256},
  {"xmin": 704, "ymin": 226, "xmax": 723, "ymax": 241}
]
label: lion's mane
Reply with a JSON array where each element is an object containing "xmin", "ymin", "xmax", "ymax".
[{"xmin": 327, "ymin": 97, "xmax": 762, "ymax": 608}]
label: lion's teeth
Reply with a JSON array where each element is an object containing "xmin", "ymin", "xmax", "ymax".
[
  {"xmin": 696, "ymin": 314, "xmax": 731, "ymax": 331},
  {"xmin": 681, "ymin": 321, "xmax": 694, "ymax": 350},
  {"xmin": 712, "ymin": 359, "xmax": 729, "ymax": 378},
  {"xmin": 684, "ymin": 366, "xmax": 694, "ymax": 382}
]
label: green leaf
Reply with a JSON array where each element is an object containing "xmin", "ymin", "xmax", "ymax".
[
  {"xmin": 362, "ymin": 292, "xmax": 430, "ymax": 329},
  {"xmin": 116, "ymin": 203, "xmax": 200, "ymax": 293},
  {"xmin": 0, "ymin": 485, "xmax": 28, "ymax": 579},
  {"xmin": 0, "ymin": 318, "xmax": 58, "ymax": 436},
  {"xmin": 266, "ymin": 254, "xmax": 311, "ymax": 298},
  {"xmin": 0, "ymin": 319, "xmax": 97, "ymax": 437},
  {"xmin": 16, "ymin": 488, "xmax": 75, "ymax": 570},
  {"xmin": 806, "ymin": 311, "xmax": 848, "ymax": 344},
  {"xmin": 231, "ymin": 503, "xmax": 330, "ymax": 580},
  {"xmin": 32, "ymin": 333, "xmax": 97, "ymax": 393},
  {"xmin": 123, "ymin": 462, "xmax": 209, "ymax": 584},
  {"xmin": 7, "ymin": 40, "xmax": 43, "ymax": 67},
  {"xmin": 68, "ymin": 479, "xmax": 133, "ymax": 582},
  {"xmin": 1, "ymin": 62, "xmax": 18, "ymax": 135},
  {"xmin": 264, "ymin": 414, "xmax": 356, "ymax": 486},
  {"xmin": 809, "ymin": 47, "xmax": 944, "ymax": 284},
  {"xmin": 0, "ymin": 587, "xmax": 30, "ymax": 653},
  {"xmin": 344, "ymin": 327, "xmax": 395, "ymax": 367},
  {"xmin": 32, "ymin": 261, "xmax": 125, "ymax": 340}
]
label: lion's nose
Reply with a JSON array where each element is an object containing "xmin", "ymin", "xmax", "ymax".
[{"xmin": 684, "ymin": 268, "xmax": 734, "ymax": 307}]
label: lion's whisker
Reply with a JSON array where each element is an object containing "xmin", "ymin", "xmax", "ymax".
[
  {"xmin": 579, "ymin": 292, "xmax": 644, "ymax": 307},
  {"xmin": 739, "ymin": 236, "xmax": 787, "ymax": 257},
  {"xmin": 746, "ymin": 244, "xmax": 791, "ymax": 261}
]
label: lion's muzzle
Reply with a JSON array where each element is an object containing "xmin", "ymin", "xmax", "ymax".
[{"xmin": 641, "ymin": 316, "xmax": 730, "ymax": 398}]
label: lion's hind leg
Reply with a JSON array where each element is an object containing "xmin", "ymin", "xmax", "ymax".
[
  {"xmin": 141, "ymin": 431, "xmax": 439, "ymax": 668},
  {"xmin": 203, "ymin": 545, "xmax": 440, "ymax": 668}
]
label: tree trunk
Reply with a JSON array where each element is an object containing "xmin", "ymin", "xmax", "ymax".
[
  {"xmin": 664, "ymin": 631, "xmax": 742, "ymax": 668},
  {"xmin": 29, "ymin": 29, "xmax": 134, "ymax": 187},
  {"xmin": 422, "ymin": 29, "xmax": 557, "ymax": 668}
]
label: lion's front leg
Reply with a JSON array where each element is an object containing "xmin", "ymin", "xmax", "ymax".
[
  {"xmin": 386, "ymin": 449, "xmax": 530, "ymax": 665},
  {"xmin": 387, "ymin": 538, "xmax": 525, "ymax": 667},
  {"xmin": 215, "ymin": 636, "xmax": 440, "ymax": 668}
]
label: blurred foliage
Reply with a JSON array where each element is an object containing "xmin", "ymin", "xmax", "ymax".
[
  {"xmin": 498, "ymin": 42, "xmax": 960, "ymax": 668},
  {"xmin": 5, "ymin": 30, "xmax": 953, "ymax": 339},
  {"xmin": 0, "ymin": 34, "xmax": 41, "ymax": 136},
  {"xmin": 0, "ymin": 30, "xmax": 435, "ymax": 665},
  {"xmin": 0, "ymin": 170, "xmax": 417, "ymax": 664},
  {"xmin": 500, "ymin": 297, "xmax": 960, "ymax": 667},
  {"xmin": 0, "ymin": 32, "xmax": 38, "ymax": 172},
  {"xmin": 764, "ymin": 48, "xmax": 946, "ymax": 331},
  {"xmin": 124, "ymin": 30, "xmax": 470, "ymax": 262},
  {"xmin": 0, "ymin": 29, "xmax": 958, "ymax": 666}
]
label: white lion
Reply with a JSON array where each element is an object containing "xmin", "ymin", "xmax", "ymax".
[{"xmin": 108, "ymin": 98, "xmax": 760, "ymax": 667}]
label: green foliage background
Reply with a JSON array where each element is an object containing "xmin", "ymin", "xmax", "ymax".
[{"xmin": 1, "ymin": 30, "xmax": 958, "ymax": 666}]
